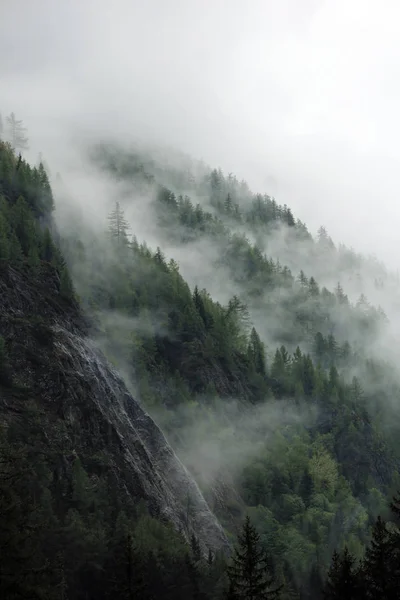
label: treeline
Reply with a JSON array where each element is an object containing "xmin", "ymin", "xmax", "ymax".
[
  {"xmin": 0, "ymin": 141, "xmax": 74, "ymax": 302},
  {"xmin": 1, "ymin": 388, "xmax": 399, "ymax": 600},
  {"xmin": 60, "ymin": 196, "xmax": 398, "ymax": 595},
  {"xmin": 92, "ymin": 145, "xmax": 386, "ymax": 356},
  {"xmin": 0, "ymin": 407, "xmax": 228, "ymax": 600},
  {"xmin": 2, "ymin": 134, "xmax": 400, "ymax": 598},
  {"xmin": 323, "ymin": 494, "xmax": 400, "ymax": 599},
  {"xmin": 0, "ymin": 141, "xmax": 229, "ymax": 599}
]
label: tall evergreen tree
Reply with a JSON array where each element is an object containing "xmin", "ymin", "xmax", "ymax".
[
  {"xmin": 5, "ymin": 112, "xmax": 29, "ymax": 151},
  {"xmin": 363, "ymin": 516, "xmax": 400, "ymax": 600},
  {"xmin": 226, "ymin": 516, "xmax": 282, "ymax": 599},
  {"xmin": 108, "ymin": 201, "xmax": 130, "ymax": 244},
  {"xmin": 323, "ymin": 548, "xmax": 362, "ymax": 600},
  {"xmin": 247, "ymin": 327, "xmax": 267, "ymax": 376}
]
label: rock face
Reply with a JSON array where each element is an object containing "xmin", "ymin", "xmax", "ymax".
[{"xmin": 0, "ymin": 263, "xmax": 228, "ymax": 553}]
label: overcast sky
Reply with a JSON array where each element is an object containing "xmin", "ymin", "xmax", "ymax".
[{"xmin": 2, "ymin": 0, "xmax": 400, "ymax": 267}]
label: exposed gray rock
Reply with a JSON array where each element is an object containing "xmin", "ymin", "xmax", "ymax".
[{"xmin": 0, "ymin": 264, "xmax": 228, "ymax": 554}]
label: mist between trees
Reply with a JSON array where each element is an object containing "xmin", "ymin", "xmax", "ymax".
[{"xmin": 2, "ymin": 121, "xmax": 400, "ymax": 598}]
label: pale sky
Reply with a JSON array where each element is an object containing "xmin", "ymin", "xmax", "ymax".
[{"xmin": 2, "ymin": 0, "xmax": 400, "ymax": 267}]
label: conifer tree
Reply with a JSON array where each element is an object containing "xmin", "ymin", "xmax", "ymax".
[
  {"xmin": 108, "ymin": 201, "xmax": 130, "ymax": 244},
  {"xmin": 5, "ymin": 112, "xmax": 29, "ymax": 151},
  {"xmin": 323, "ymin": 548, "xmax": 362, "ymax": 600},
  {"xmin": 247, "ymin": 327, "xmax": 267, "ymax": 376},
  {"xmin": 308, "ymin": 276, "xmax": 319, "ymax": 297},
  {"xmin": 226, "ymin": 516, "xmax": 282, "ymax": 599},
  {"xmin": 363, "ymin": 516, "xmax": 400, "ymax": 599},
  {"xmin": 37, "ymin": 161, "xmax": 55, "ymax": 213},
  {"xmin": 225, "ymin": 193, "xmax": 233, "ymax": 213}
]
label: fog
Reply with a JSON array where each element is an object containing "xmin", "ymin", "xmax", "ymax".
[{"xmin": 2, "ymin": 0, "xmax": 400, "ymax": 269}]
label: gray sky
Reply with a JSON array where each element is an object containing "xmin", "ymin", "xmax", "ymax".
[{"xmin": 2, "ymin": 0, "xmax": 400, "ymax": 268}]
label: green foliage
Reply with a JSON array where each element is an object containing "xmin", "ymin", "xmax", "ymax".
[
  {"xmin": 0, "ymin": 412, "xmax": 228, "ymax": 600},
  {"xmin": 3, "ymin": 135, "xmax": 400, "ymax": 599},
  {"xmin": 0, "ymin": 141, "xmax": 75, "ymax": 301},
  {"xmin": 58, "ymin": 143, "xmax": 400, "ymax": 598},
  {"xmin": 226, "ymin": 516, "xmax": 282, "ymax": 599},
  {"xmin": 323, "ymin": 548, "xmax": 362, "ymax": 599},
  {"xmin": 324, "ymin": 495, "xmax": 400, "ymax": 599}
]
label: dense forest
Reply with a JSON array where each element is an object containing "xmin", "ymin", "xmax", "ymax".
[{"xmin": 1, "ymin": 115, "xmax": 400, "ymax": 598}]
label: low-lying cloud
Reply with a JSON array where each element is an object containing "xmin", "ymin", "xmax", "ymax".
[{"xmin": 2, "ymin": 0, "xmax": 400, "ymax": 269}]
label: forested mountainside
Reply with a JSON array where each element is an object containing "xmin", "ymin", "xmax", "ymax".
[
  {"xmin": 58, "ymin": 139, "xmax": 400, "ymax": 596},
  {"xmin": 2, "ymin": 121, "xmax": 400, "ymax": 600},
  {"xmin": 0, "ymin": 141, "xmax": 229, "ymax": 599}
]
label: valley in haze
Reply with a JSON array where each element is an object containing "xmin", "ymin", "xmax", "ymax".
[{"xmin": 2, "ymin": 1, "xmax": 400, "ymax": 599}]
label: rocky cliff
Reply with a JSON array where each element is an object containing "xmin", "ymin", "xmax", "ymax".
[{"xmin": 0, "ymin": 261, "xmax": 228, "ymax": 554}]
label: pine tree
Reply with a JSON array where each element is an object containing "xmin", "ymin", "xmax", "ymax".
[
  {"xmin": 323, "ymin": 548, "xmax": 362, "ymax": 599},
  {"xmin": 5, "ymin": 112, "xmax": 29, "ymax": 151},
  {"xmin": 284, "ymin": 206, "xmax": 295, "ymax": 227},
  {"xmin": 308, "ymin": 276, "xmax": 319, "ymax": 297},
  {"xmin": 363, "ymin": 516, "xmax": 400, "ymax": 599},
  {"xmin": 247, "ymin": 327, "xmax": 267, "ymax": 376},
  {"xmin": 298, "ymin": 270, "xmax": 308, "ymax": 287},
  {"xmin": 335, "ymin": 282, "xmax": 348, "ymax": 305},
  {"xmin": 37, "ymin": 161, "xmax": 55, "ymax": 213},
  {"xmin": 108, "ymin": 201, "xmax": 130, "ymax": 244},
  {"xmin": 0, "ymin": 113, "xmax": 3, "ymax": 140},
  {"xmin": 225, "ymin": 193, "xmax": 233, "ymax": 213},
  {"xmin": 226, "ymin": 516, "xmax": 282, "ymax": 599}
]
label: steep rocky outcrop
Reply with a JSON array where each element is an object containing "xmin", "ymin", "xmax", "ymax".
[{"xmin": 0, "ymin": 262, "xmax": 228, "ymax": 553}]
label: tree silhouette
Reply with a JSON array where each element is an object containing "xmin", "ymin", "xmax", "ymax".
[
  {"xmin": 323, "ymin": 547, "xmax": 362, "ymax": 600},
  {"xmin": 363, "ymin": 516, "xmax": 399, "ymax": 599},
  {"xmin": 5, "ymin": 112, "xmax": 29, "ymax": 150},
  {"xmin": 226, "ymin": 516, "xmax": 282, "ymax": 599},
  {"xmin": 107, "ymin": 201, "xmax": 130, "ymax": 244}
]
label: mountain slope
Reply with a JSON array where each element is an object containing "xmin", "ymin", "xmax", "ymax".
[
  {"xmin": 0, "ymin": 263, "xmax": 228, "ymax": 553},
  {"xmin": 3, "ymin": 133, "xmax": 400, "ymax": 598},
  {"xmin": 0, "ymin": 141, "xmax": 229, "ymax": 599},
  {"xmin": 53, "ymin": 140, "xmax": 400, "ymax": 594}
]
